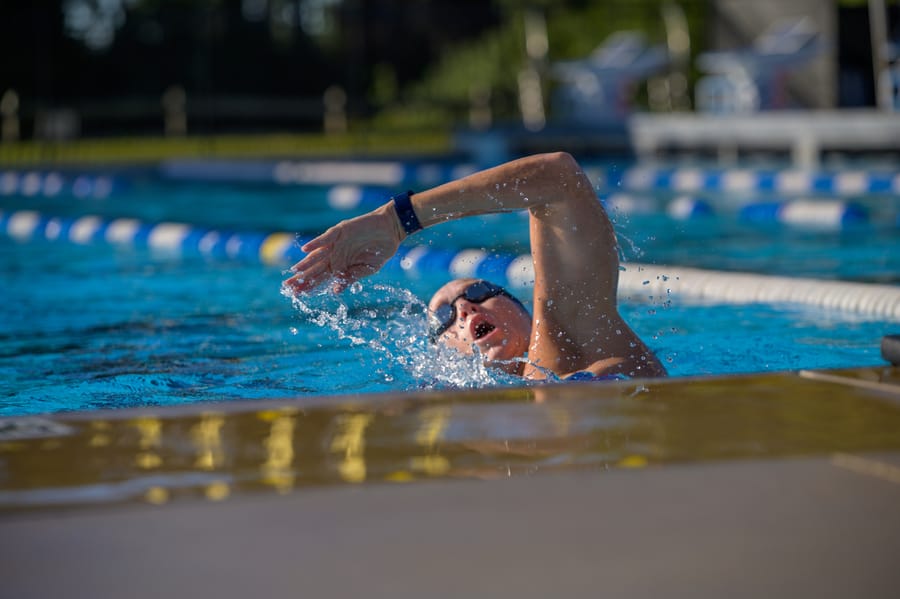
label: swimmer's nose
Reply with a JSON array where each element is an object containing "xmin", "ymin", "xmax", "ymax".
[{"xmin": 456, "ymin": 300, "xmax": 478, "ymax": 321}]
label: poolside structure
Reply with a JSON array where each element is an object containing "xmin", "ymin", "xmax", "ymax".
[
  {"xmin": 457, "ymin": 108, "xmax": 900, "ymax": 168},
  {"xmin": 628, "ymin": 108, "xmax": 900, "ymax": 167},
  {"xmin": 550, "ymin": 31, "xmax": 671, "ymax": 123},
  {"xmin": 2, "ymin": 365, "xmax": 899, "ymax": 597}
]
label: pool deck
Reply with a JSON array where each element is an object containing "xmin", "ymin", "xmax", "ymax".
[{"xmin": 2, "ymin": 365, "xmax": 900, "ymax": 598}]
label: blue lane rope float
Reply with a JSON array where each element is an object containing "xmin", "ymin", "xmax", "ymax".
[
  {"xmin": 326, "ymin": 184, "xmax": 395, "ymax": 211},
  {"xmin": 3, "ymin": 208, "xmax": 899, "ymax": 320},
  {"xmin": 159, "ymin": 159, "xmax": 478, "ymax": 188},
  {"xmin": 737, "ymin": 199, "xmax": 868, "ymax": 228},
  {"xmin": 602, "ymin": 193, "xmax": 874, "ymax": 228},
  {"xmin": 0, "ymin": 170, "xmax": 121, "ymax": 199},
  {"xmin": 615, "ymin": 166, "xmax": 900, "ymax": 197}
]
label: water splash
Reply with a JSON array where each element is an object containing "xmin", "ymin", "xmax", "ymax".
[{"xmin": 283, "ymin": 280, "xmax": 515, "ymax": 392}]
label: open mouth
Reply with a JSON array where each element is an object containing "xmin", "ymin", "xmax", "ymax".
[{"xmin": 473, "ymin": 321, "xmax": 496, "ymax": 340}]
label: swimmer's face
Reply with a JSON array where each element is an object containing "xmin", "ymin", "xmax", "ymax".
[{"xmin": 428, "ymin": 278, "xmax": 532, "ymax": 366}]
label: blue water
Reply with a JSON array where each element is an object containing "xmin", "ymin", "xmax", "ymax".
[{"xmin": 1, "ymin": 163, "xmax": 898, "ymax": 416}]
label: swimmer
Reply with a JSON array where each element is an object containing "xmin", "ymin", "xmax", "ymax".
[{"xmin": 285, "ymin": 152, "xmax": 666, "ymax": 380}]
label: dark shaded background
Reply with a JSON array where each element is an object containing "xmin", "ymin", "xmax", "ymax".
[{"xmin": 1, "ymin": 0, "xmax": 896, "ymax": 138}]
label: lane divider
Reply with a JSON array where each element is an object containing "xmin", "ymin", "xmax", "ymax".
[
  {"xmin": 0, "ymin": 209, "xmax": 308, "ymax": 265},
  {"xmin": 3, "ymin": 208, "xmax": 898, "ymax": 320},
  {"xmin": 160, "ymin": 159, "xmax": 478, "ymax": 188},
  {"xmin": 602, "ymin": 193, "xmax": 873, "ymax": 228},
  {"xmin": 738, "ymin": 199, "xmax": 868, "ymax": 228},
  {"xmin": 617, "ymin": 166, "xmax": 900, "ymax": 196},
  {"xmin": 2, "ymin": 166, "xmax": 891, "ymax": 230},
  {"xmin": 0, "ymin": 170, "xmax": 120, "ymax": 199},
  {"xmin": 4, "ymin": 167, "xmax": 875, "ymax": 229},
  {"xmin": 155, "ymin": 160, "xmax": 900, "ymax": 198},
  {"xmin": 616, "ymin": 264, "xmax": 900, "ymax": 321},
  {"xmin": 320, "ymin": 186, "xmax": 876, "ymax": 230}
]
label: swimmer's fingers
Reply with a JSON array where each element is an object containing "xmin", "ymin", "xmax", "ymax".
[
  {"xmin": 285, "ymin": 247, "xmax": 335, "ymax": 293},
  {"xmin": 284, "ymin": 270, "xmax": 327, "ymax": 294},
  {"xmin": 289, "ymin": 243, "xmax": 332, "ymax": 274}
]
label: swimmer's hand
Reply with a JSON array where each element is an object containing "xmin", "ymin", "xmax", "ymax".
[{"xmin": 284, "ymin": 202, "xmax": 405, "ymax": 294}]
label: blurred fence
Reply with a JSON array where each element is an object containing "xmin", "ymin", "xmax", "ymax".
[{"xmin": 2, "ymin": 89, "xmax": 339, "ymax": 142}]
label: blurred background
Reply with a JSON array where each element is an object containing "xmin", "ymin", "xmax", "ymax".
[{"xmin": 0, "ymin": 0, "xmax": 897, "ymax": 157}]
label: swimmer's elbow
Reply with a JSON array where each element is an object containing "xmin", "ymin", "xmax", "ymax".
[
  {"xmin": 538, "ymin": 152, "xmax": 593, "ymax": 195},
  {"xmin": 539, "ymin": 151, "xmax": 579, "ymax": 174}
]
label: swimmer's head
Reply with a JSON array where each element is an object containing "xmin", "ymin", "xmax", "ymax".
[{"xmin": 428, "ymin": 278, "xmax": 532, "ymax": 368}]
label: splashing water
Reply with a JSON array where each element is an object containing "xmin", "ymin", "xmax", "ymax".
[{"xmin": 283, "ymin": 280, "xmax": 520, "ymax": 391}]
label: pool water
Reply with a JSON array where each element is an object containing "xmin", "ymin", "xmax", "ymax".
[{"xmin": 1, "ymin": 163, "xmax": 898, "ymax": 416}]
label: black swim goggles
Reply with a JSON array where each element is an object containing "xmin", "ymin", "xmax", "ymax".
[{"xmin": 427, "ymin": 280, "xmax": 525, "ymax": 343}]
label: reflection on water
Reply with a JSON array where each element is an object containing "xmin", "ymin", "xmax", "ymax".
[{"xmin": 1, "ymin": 367, "xmax": 899, "ymax": 512}]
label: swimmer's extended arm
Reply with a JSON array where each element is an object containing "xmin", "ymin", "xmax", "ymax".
[{"xmin": 284, "ymin": 153, "xmax": 577, "ymax": 294}]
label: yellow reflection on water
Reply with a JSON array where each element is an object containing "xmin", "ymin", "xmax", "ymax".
[
  {"xmin": 548, "ymin": 406, "xmax": 571, "ymax": 436},
  {"xmin": 618, "ymin": 455, "xmax": 649, "ymax": 468},
  {"xmin": 88, "ymin": 420, "xmax": 111, "ymax": 448},
  {"xmin": 131, "ymin": 416, "xmax": 162, "ymax": 470},
  {"xmin": 260, "ymin": 412, "xmax": 296, "ymax": 494},
  {"xmin": 330, "ymin": 413, "xmax": 373, "ymax": 483},
  {"xmin": 145, "ymin": 486, "xmax": 169, "ymax": 505},
  {"xmin": 412, "ymin": 406, "xmax": 451, "ymax": 476},
  {"xmin": 191, "ymin": 413, "xmax": 225, "ymax": 471},
  {"xmin": 204, "ymin": 481, "xmax": 231, "ymax": 502}
]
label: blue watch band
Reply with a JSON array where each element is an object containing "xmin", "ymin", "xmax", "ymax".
[{"xmin": 392, "ymin": 190, "xmax": 421, "ymax": 235}]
